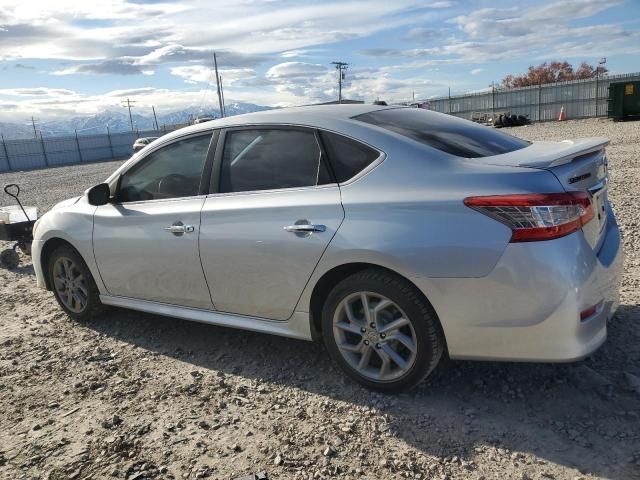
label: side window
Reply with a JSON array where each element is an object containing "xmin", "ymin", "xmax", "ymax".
[
  {"xmin": 219, "ymin": 129, "xmax": 333, "ymax": 193},
  {"xmin": 119, "ymin": 134, "xmax": 211, "ymax": 202},
  {"xmin": 319, "ymin": 131, "xmax": 380, "ymax": 182}
]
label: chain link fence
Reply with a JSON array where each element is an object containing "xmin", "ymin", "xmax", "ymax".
[{"xmin": 426, "ymin": 72, "xmax": 640, "ymax": 122}]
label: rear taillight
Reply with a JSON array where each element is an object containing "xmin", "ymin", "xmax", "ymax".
[{"xmin": 464, "ymin": 192, "xmax": 594, "ymax": 242}]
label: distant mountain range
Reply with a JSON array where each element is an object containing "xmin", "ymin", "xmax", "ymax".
[{"xmin": 0, "ymin": 102, "xmax": 271, "ymax": 140}]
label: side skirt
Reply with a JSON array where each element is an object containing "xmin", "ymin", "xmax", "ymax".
[{"xmin": 99, "ymin": 295, "xmax": 313, "ymax": 341}]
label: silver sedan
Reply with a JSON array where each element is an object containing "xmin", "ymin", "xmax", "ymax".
[{"xmin": 31, "ymin": 105, "xmax": 623, "ymax": 390}]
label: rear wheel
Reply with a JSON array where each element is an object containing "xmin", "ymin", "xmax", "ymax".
[
  {"xmin": 48, "ymin": 245, "xmax": 105, "ymax": 321},
  {"xmin": 322, "ymin": 269, "xmax": 444, "ymax": 391}
]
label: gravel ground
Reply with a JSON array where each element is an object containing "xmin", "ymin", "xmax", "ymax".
[{"xmin": 1, "ymin": 118, "xmax": 639, "ymax": 480}]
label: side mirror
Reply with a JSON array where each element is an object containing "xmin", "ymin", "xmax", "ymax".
[{"xmin": 87, "ymin": 183, "xmax": 111, "ymax": 206}]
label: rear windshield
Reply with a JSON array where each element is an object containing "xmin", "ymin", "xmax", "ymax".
[{"xmin": 354, "ymin": 108, "xmax": 529, "ymax": 158}]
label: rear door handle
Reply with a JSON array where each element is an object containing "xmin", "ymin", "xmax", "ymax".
[
  {"xmin": 164, "ymin": 223, "xmax": 195, "ymax": 235},
  {"xmin": 284, "ymin": 224, "xmax": 326, "ymax": 233}
]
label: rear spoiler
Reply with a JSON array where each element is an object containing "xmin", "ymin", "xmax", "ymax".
[
  {"xmin": 478, "ymin": 137, "xmax": 609, "ymax": 169},
  {"xmin": 549, "ymin": 138, "xmax": 610, "ymax": 167}
]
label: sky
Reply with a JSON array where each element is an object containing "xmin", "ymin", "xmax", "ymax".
[{"xmin": 0, "ymin": 0, "xmax": 639, "ymax": 121}]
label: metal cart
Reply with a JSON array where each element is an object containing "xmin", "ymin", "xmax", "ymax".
[{"xmin": 0, "ymin": 184, "xmax": 36, "ymax": 269}]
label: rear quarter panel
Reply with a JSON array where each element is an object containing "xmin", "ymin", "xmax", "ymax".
[{"xmin": 296, "ymin": 140, "xmax": 565, "ymax": 312}]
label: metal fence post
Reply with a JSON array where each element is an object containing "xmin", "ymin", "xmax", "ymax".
[
  {"xmin": 40, "ymin": 132, "xmax": 49, "ymax": 167},
  {"xmin": 491, "ymin": 84, "xmax": 495, "ymax": 115},
  {"xmin": 75, "ymin": 129, "xmax": 83, "ymax": 163},
  {"xmin": 538, "ymin": 84, "xmax": 542, "ymax": 122},
  {"xmin": 107, "ymin": 127, "xmax": 115, "ymax": 159},
  {"xmin": 1, "ymin": 133, "xmax": 12, "ymax": 171},
  {"xmin": 595, "ymin": 75, "xmax": 599, "ymax": 117}
]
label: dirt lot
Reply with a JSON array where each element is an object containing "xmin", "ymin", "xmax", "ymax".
[{"xmin": 1, "ymin": 118, "xmax": 639, "ymax": 480}]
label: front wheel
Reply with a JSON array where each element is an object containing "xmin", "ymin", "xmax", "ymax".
[
  {"xmin": 322, "ymin": 269, "xmax": 444, "ymax": 391},
  {"xmin": 48, "ymin": 245, "xmax": 105, "ymax": 321}
]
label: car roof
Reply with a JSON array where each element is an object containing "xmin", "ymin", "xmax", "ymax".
[{"xmin": 160, "ymin": 104, "xmax": 399, "ymax": 139}]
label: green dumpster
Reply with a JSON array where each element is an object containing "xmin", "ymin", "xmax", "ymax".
[{"xmin": 608, "ymin": 81, "xmax": 640, "ymax": 120}]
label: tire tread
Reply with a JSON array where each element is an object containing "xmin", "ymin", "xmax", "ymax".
[
  {"xmin": 48, "ymin": 245, "xmax": 106, "ymax": 321},
  {"xmin": 321, "ymin": 268, "xmax": 444, "ymax": 391}
]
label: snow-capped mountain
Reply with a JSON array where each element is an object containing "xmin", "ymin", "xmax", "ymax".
[{"xmin": 0, "ymin": 102, "xmax": 271, "ymax": 140}]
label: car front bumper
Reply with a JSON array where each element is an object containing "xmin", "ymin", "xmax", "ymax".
[
  {"xmin": 416, "ymin": 207, "xmax": 623, "ymax": 362},
  {"xmin": 32, "ymin": 239, "xmax": 47, "ymax": 289}
]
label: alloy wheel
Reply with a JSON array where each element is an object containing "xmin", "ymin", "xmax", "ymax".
[
  {"xmin": 332, "ymin": 291, "xmax": 417, "ymax": 382},
  {"xmin": 52, "ymin": 256, "xmax": 89, "ymax": 313}
]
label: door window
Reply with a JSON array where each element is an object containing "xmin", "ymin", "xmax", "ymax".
[
  {"xmin": 119, "ymin": 134, "xmax": 212, "ymax": 202},
  {"xmin": 319, "ymin": 131, "xmax": 381, "ymax": 182},
  {"xmin": 219, "ymin": 129, "xmax": 332, "ymax": 193}
]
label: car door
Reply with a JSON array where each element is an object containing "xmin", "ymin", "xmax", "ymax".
[
  {"xmin": 93, "ymin": 132, "xmax": 215, "ymax": 309},
  {"xmin": 199, "ymin": 126, "xmax": 344, "ymax": 321}
]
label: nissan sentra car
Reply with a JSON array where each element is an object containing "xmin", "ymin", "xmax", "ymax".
[{"xmin": 31, "ymin": 105, "xmax": 623, "ymax": 390}]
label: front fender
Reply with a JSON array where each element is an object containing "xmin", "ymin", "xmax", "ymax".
[{"xmin": 32, "ymin": 198, "xmax": 104, "ymax": 293}]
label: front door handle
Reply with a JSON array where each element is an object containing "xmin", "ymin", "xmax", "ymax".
[
  {"xmin": 164, "ymin": 222, "xmax": 195, "ymax": 236},
  {"xmin": 284, "ymin": 223, "xmax": 326, "ymax": 233}
]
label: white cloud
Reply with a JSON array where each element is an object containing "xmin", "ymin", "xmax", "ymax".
[
  {"xmin": 0, "ymin": 0, "xmax": 442, "ymax": 62},
  {"xmin": 53, "ymin": 61, "xmax": 154, "ymax": 76},
  {"xmin": 0, "ymin": 0, "xmax": 185, "ymax": 23},
  {"xmin": 0, "ymin": 0, "xmax": 636, "ymax": 117},
  {"xmin": 280, "ymin": 49, "xmax": 324, "ymax": 58},
  {"xmin": 446, "ymin": 0, "xmax": 634, "ymax": 61},
  {"xmin": 266, "ymin": 62, "xmax": 328, "ymax": 79},
  {"xmin": 171, "ymin": 65, "xmax": 257, "ymax": 85},
  {"xmin": 0, "ymin": 87, "xmax": 76, "ymax": 96}
]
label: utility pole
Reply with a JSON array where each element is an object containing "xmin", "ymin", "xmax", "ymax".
[
  {"xmin": 1, "ymin": 133, "xmax": 12, "ymax": 171},
  {"xmin": 121, "ymin": 97, "xmax": 137, "ymax": 132},
  {"xmin": 152, "ymin": 106, "xmax": 159, "ymax": 130},
  {"xmin": 331, "ymin": 61, "xmax": 349, "ymax": 103},
  {"xmin": 30, "ymin": 116, "xmax": 38, "ymax": 138},
  {"xmin": 219, "ymin": 75, "xmax": 226, "ymax": 117},
  {"xmin": 213, "ymin": 52, "xmax": 225, "ymax": 117}
]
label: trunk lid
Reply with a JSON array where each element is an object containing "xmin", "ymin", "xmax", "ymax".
[{"xmin": 476, "ymin": 137, "xmax": 610, "ymax": 250}]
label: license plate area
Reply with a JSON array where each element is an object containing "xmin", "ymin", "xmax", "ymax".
[
  {"xmin": 584, "ymin": 181, "xmax": 608, "ymax": 250},
  {"xmin": 591, "ymin": 185, "xmax": 607, "ymax": 231}
]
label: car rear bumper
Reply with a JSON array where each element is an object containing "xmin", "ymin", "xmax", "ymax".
[{"xmin": 417, "ymin": 207, "xmax": 623, "ymax": 362}]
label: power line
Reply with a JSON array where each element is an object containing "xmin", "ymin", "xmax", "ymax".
[
  {"xmin": 120, "ymin": 97, "xmax": 137, "ymax": 132},
  {"xmin": 331, "ymin": 61, "xmax": 349, "ymax": 104}
]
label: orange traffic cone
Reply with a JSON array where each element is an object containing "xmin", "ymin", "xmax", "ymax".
[{"xmin": 558, "ymin": 106, "xmax": 566, "ymax": 121}]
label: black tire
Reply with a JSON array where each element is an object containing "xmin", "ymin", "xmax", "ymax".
[
  {"xmin": 47, "ymin": 245, "xmax": 106, "ymax": 321},
  {"xmin": 1, "ymin": 249, "xmax": 20, "ymax": 269},
  {"xmin": 321, "ymin": 268, "xmax": 445, "ymax": 391}
]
